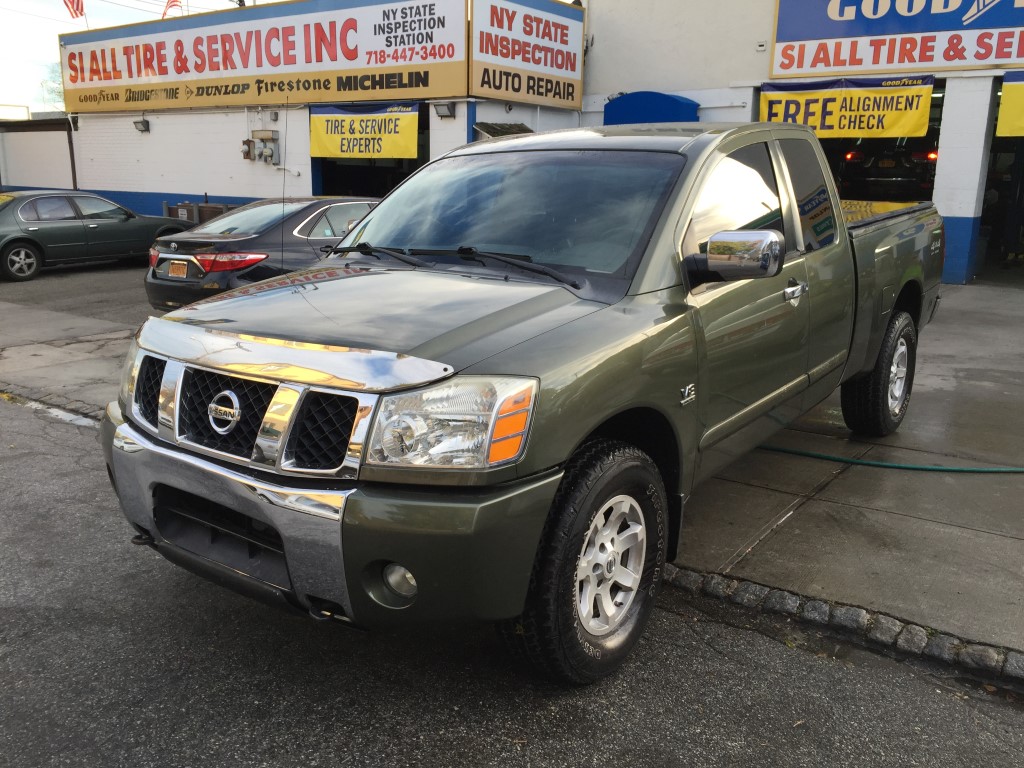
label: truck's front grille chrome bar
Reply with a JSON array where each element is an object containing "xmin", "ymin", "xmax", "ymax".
[{"xmin": 129, "ymin": 350, "xmax": 377, "ymax": 479}]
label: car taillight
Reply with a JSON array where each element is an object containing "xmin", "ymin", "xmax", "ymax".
[
  {"xmin": 149, "ymin": 247, "xmax": 160, "ymax": 268},
  {"xmin": 845, "ymin": 151, "xmax": 863, "ymax": 162},
  {"xmin": 911, "ymin": 151, "xmax": 939, "ymax": 163},
  {"xmin": 195, "ymin": 253, "xmax": 269, "ymax": 273}
]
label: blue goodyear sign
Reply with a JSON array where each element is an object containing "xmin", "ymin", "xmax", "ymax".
[
  {"xmin": 760, "ymin": 76, "xmax": 933, "ymax": 136},
  {"xmin": 773, "ymin": 0, "xmax": 1024, "ymax": 77}
]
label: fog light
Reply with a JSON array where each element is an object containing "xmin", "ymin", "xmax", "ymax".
[{"xmin": 383, "ymin": 563, "xmax": 418, "ymax": 599}]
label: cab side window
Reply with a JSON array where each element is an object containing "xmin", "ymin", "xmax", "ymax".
[
  {"xmin": 778, "ymin": 138, "xmax": 836, "ymax": 250},
  {"xmin": 303, "ymin": 211, "xmax": 335, "ymax": 238},
  {"xmin": 73, "ymin": 195, "xmax": 127, "ymax": 220},
  {"xmin": 22, "ymin": 197, "xmax": 77, "ymax": 222},
  {"xmin": 683, "ymin": 143, "xmax": 786, "ymax": 260},
  {"xmin": 324, "ymin": 203, "xmax": 371, "ymax": 237}
]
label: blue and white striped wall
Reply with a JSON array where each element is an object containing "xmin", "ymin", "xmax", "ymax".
[{"xmin": 932, "ymin": 76, "xmax": 997, "ymax": 285}]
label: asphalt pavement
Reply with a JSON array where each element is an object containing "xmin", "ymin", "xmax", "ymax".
[
  {"xmin": 0, "ymin": 261, "xmax": 1022, "ymax": 681},
  {"xmin": 2, "ymin": 396, "xmax": 1022, "ymax": 767}
]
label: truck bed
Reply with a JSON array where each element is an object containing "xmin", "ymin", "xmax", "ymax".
[{"xmin": 841, "ymin": 200, "xmax": 933, "ymax": 231}]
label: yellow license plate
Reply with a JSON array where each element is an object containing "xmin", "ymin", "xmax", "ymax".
[
  {"xmin": 168, "ymin": 260, "xmax": 188, "ymax": 278},
  {"xmin": 878, "ymin": 159, "xmax": 896, "ymax": 168}
]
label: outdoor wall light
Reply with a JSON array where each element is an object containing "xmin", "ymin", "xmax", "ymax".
[
  {"xmin": 432, "ymin": 102, "xmax": 456, "ymax": 119},
  {"xmin": 133, "ymin": 118, "xmax": 150, "ymax": 133}
]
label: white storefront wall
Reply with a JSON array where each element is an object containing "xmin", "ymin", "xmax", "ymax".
[
  {"xmin": 71, "ymin": 108, "xmax": 312, "ymax": 214},
  {"xmin": 2, "ymin": 0, "xmax": 998, "ymax": 282},
  {"xmin": 0, "ymin": 130, "xmax": 75, "ymax": 190}
]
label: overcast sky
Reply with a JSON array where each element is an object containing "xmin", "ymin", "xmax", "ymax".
[{"xmin": 0, "ymin": 0, "xmax": 284, "ymax": 115}]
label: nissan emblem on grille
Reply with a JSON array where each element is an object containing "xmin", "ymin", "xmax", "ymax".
[{"xmin": 207, "ymin": 390, "xmax": 242, "ymax": 435}]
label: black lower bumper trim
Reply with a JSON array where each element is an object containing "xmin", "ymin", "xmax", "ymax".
[{"xmin": 155, "ymin": 541, "xmax": 306, "ymax": 617}]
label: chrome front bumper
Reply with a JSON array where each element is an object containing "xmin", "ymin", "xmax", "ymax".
[
  {"xmin": 102, "ymin": 401, "xmax": 563, "ymax": 626},
  {"xmin": 103, "ymin": 401, "xmax": 356, "ymax": 617}
]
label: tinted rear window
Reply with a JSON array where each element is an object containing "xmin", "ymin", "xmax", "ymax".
[{"xmin": 190, "ymin": 201, "xmax": 310, "ymax": 235}]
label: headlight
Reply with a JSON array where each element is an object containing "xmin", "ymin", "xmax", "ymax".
[
  {"xmin": 117, "ymin": 336, "xmax": 142, "ymax": 413},
  {"xmin": 367, "ymin": 376, "xmax": 537, "ymax": 469}
]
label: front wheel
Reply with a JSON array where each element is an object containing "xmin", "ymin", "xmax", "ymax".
[
  {"xmin": 1, "ymin": 242, "xmax": 42, "ymax": 281},
  {"xmin": 841, "ymin": 310, "xmax": 918, "ymax": 436},
  {"xmin": 499, "ymin": 440, "xmax": 667, "ymax": 684}
]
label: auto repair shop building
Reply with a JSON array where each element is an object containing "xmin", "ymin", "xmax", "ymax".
[{"xmin": 2, "ymin": 0, "xmax": 1021, "ymax": 285}]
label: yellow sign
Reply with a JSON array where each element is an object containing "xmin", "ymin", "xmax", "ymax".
[
  {"xmin": 760, "ymin": 77, "xmax": 934, "ymax": 138},
  {"xmin": 59, "ymin": 0, "xmax": 468, "ymax": 113},
  {"xmin": 310, "ymin": 105, "xmax": 418, "ymax": 158},
  {"xmin": 997, "ymin": 72, "xmax": 1024, "ymax": 136}
]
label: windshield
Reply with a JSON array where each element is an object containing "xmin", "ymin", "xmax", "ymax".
[
  {"xmin": 340, "ymin": 150, "xmax": 685, "ymax": 281},
  {"xmin": 190, "ymin": 200, "xmax": 310, "ymax": 235}
]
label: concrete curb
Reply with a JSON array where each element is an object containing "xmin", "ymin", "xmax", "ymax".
[
  {"xmin": 664, "ymin": 563, "xmax": 1024, "ymax": 685},
  {"xmin": 0, "ymin": 383, "xmax": 106, "ymax": 422}
]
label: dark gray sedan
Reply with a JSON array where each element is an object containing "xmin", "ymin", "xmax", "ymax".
[
  {"xmin": 145, "ymin": 197, "xmax": 376, "ymax": 311},
  {"xmin": 0, "ymin": 190, "xmax": 190, "ymax": 281}
]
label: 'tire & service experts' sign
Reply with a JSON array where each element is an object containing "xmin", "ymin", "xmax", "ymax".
[
  {"xmin": 310, "ymin": 104, "xmax": 418, "ymax": 157},
  {"xmin": 60, "ymin": 0, "xmax": 467, "ymax": 112},
  {"xmin": 773, "ymin": 0, "xmax": 1024, "ymax": 77}
]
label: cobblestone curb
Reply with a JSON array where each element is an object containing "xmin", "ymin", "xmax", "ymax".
[{"xmin": 664, "ymin": 563, "xmax": 1024, "ymax": 685}]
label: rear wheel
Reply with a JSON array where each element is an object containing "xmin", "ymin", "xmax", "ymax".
[
  {"xmin": 841, "ymin": 310, "xmax": 917, "ymax": 436},
  {"xmin": 1, "ymin": 242, "xmax": 41, "ymax": 281},
  {"xmin": 499, "ymin": 440, "xmax": 667, "ymax": 684}
]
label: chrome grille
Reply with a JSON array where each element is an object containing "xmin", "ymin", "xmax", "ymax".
[
  {"xmin": 287, "ymin": 392, "xmax": 359, "ymax": 470},
  {"xmin": 178, "ymin": 368, "xmax": 276, "ymax": 459},
  {"xmin": 135, "ymin": 356, "xmax": 166, "ymax": 428}
]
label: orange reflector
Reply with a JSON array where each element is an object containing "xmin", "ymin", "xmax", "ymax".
[
  {"xmin": 489, "ymin": 435, "xmax": 523, "ymax": 464},
  {"xmin": 492, "ymin": 411, "xmax": 528, "ymax": 440},
  {"xmin": 498, "ymin": 387, "xmax": 532, "ymax": 415}
]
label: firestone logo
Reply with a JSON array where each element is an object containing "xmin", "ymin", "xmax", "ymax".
[{"xmin": 826, "ymin": 0, "xmax": 1022, "ymax": 25}]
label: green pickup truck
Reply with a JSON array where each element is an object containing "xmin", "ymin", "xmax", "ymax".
[{"xmin": 102, "ymin": 123, "xmax": 943, "ymax": 684}]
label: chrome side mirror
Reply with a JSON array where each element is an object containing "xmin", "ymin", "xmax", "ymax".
[{"xmin": 685, "ymin": 230, "xmax": 785, "ymax": 284}]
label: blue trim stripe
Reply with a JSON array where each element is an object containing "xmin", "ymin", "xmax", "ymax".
[
  {"xmin": 941, "ymin": 215, "xmax": 981, "ymax": 285},
  {"xmin": 60, "ymin": 0, "xmax": 410, "ymax": 45},
  {"xmin": 0, "ymin": 185, "xmax": 260, "ymax": 217},
  {"xmin": 466, "ymin": 99, "xmax": 476, "ymax": 143},
  {"xmin": 1005, "ymin": 71, "xmax": 1024, "ymax": 84},
  {"xmin": 493, "ymin": 0, "xmax": 584, "ymax": 22}
]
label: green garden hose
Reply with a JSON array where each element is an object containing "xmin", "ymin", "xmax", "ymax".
[{"xmin": 761, "ymin": 445, "xmax": 1024, "ymax": 473}]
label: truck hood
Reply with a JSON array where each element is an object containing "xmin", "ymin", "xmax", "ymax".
[{"xmin": 163, "ymin": 265, "xmax": 603, "ymax": 372}]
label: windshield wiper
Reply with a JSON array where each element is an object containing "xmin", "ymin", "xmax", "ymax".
[
  {"xmin": 327, "ymin": 242, "xmax": 431, "ymax": 269},
  {"xmin": 412, "ymin": 246, "xmax": 581, "ymax": 289}
]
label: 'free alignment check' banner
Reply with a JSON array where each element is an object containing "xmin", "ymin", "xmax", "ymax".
[{"xmin": 759, "ymin": 76, "xmax": 934, "ymax": 138}]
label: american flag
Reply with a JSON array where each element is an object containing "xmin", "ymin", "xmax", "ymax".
[
  {"xmin": 63, "ymin": 0, "xmax": 84, "ymax": 19},
  {"xmin": 162, "ymin": 0, "xmax": 182, "ymax": 18}
]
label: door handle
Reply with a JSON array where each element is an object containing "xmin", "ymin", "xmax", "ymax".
[
  {"xmin": 783, "ymin": 280, "xmax": 808, "ymax": 301},
  {"xmin": 87, "ymin": 223, "xmax": 99, "ymax": 228},
  {"xmin": 27, "ymin": 227, "xmax": 39, "ymax": 231}
]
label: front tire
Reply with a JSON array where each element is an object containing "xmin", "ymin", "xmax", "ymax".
[
  {"xmin": 499, "ymin": 440, "xmax": 667, "ymax": 684},
  {"xmin": 841, "ymin": 310, "xmax": 918, "ymax": 436},
  {"xmin": 1, "ymin": 242, "xmax": 42, "ymax": 281}
]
